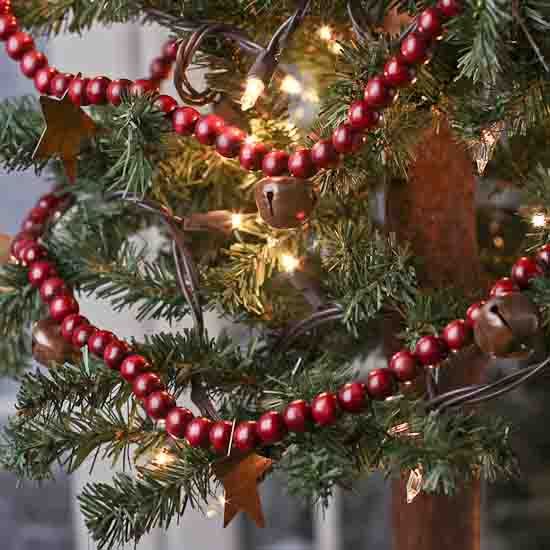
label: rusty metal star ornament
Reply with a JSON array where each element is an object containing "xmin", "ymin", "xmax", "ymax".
[
  {"xmin": 33, "ymin": 89, "xmax": 98, "ymax": 182},
  {"xmin": 212, "ymin": 452, "xmax": 273, "ymax": 528}
]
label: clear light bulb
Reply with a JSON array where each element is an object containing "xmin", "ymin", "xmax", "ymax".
[
  {"xmin": 281, "ymin": 254, "xmax": 300, "ymax": 273},
  {"xmin": 532, "ymin": 212, "xmax": 547, "ymax": 228},
  {"xmin": 241, "ymin": 77, "xmax": 265, "ymax": 111},
  {"xmin": 231, "ymin": 213, "xmax": 243, "ymax": 229},
  {"xmin": 280, "ymin": 75, "xmax": 303, "ymax": 95},
  {"xmin": 318, "ymin": 25, "xmax": 333, "ymax": 41}
]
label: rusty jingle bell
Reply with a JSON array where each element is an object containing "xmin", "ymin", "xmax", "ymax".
[
  {"xmin": 255, "ymin": 177, "xmax": 317, "ymax": 229},
  {"xmin": 474, "ymin": 293, "xmax": 541, "ymax": 358},
  {"xmin": 32, "ymin": 318, "xmax": 78, "ymax": 366}
]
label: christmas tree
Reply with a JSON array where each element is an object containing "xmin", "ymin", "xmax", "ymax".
[{"xmin": 1, "ymin": 1, "xmax": 550, "ymax": 549}]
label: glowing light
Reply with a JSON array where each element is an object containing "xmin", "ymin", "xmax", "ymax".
[
  {"xmin": 281, "ymin": 253, "xmax": 300, "ymax": 273},
  {"xmin": 329, "ymin": 41, "xmax": 343, "ymax": 55},
  {"xmin": 206, "ymin": 507, "xmax": 219, "ymax": 519},
  {"xmin": 245, "ymin": 135, "xmax": 258, "ymax": 145},
  {"xmin": 231, "ymin": 213, "xmax": 243, "ymax": 229},
  {"xmin": 280, "ymin": 75, "xmax": 303, "ymax": 95},
  {"xmin": 205, "ymin": 494, "xmax": 227, "ymax": 519},
  {"xmin": 241, "ymin": 77, "xmax": 265, "ymax": 111},
  {"xmin": 532, "ymin": 212, "xmax": 547, "ymax": 228},
  {"xmin": 151, "ymin": 448, "xmax": 175, "ymax": 468},
  {"xmin": 318, "ymin": 25, "xmax": 333, "ymax": 41}
]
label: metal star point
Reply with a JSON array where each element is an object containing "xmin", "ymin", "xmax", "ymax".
[
  {"xmin": 212, "ymin": 452, "xmax": 273, "ymax": 528},
  {"xmin": 33, "ymin": 91, "xmax": 98, "ymax": 182}
]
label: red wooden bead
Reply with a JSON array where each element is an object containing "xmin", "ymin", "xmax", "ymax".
[
  {"xmin": 61, "ymin": 314, "xmax": 88, "ymax": 342},
  {"xmin": 195, "ymin": 114, "xmax": 225, "ymax": 145},
  {"xmin": 233, "ymin": 421, "xmax": 259, "ymax": 452},
  {"xmin": 50, "ymin": 294, "xmax": 79, "ymax": 322},
  {"xmin": 383, "ymin": 57, "xmax": 415, "ymax": 88},
  {"xmin": 465, "ymin": 301, "xmax": 485, "ymax": 328},
  {"xmin": 366, "ymin": 369, "xmax": 395, "ymax": 399},
  {"xmin": 28, "ymin": 261, "xmax": 56, "ymax": 288},
  {"xmin": 20, "ymin": 217, "xmax": 44, "ymax": 236},
  {"xmin": 283, "ymin": 400, "xmax": 311, "ymax": 432},
  {"xmin": 39, "ymin": 277, "xmax": 68, "ymax": 302},
  {"xmin": 28, "ymin": 206, "xmax": 50, "ymax": 224},
  {"xmin": 337, "ymin": 382, "xmax": 367, "ymax": 413},
  {"xmin": 50, "ymin": 72, "xmax": 73, "ymax": 98},
  {"xmin": 400, "ymin": 32, "xmax": 429, "ymax": 65},
  {"xmin": 239, "ymin": 141, "xmax": 269, "ymax": 171},
  {"xmin": 332, "ymin": 124, "xmax": 363, "ymax": 154},
  {"xmin": 144, "ymin": 391, "xmax": 175, "ymax": 420},
  {"xmin": 103, "ymin": 340, "xmax": 130, "ymax": 370},
  {"xmin": 442, "ymin": 319, "xmax": 472, "ymax": 351},
  {"xmin": 162, "ymin": 40, "xmax": 179, "ymax": 62},
  {"xmin": 288, "ymin": 148, "xmax": 317, "ymax": 178},
  {"xmin": 132, "ymin": 372, "xmax": 163, "ymax": 399},
  {"xmin": 0, "ymin": 14, "xmax": 17, "ymax": 41},
  {"xmin": 388, "ymin": 350, "xmax": 419, "ymax": 382},
  {"xmin": 311, "ymin": 139, "xmax": 339, "ymax": 168},
  {"xmin": 150, "ymin": 57, "xmax": 171, "ymax": 80},
  {"xmin": 6, "ymin": 31, "xmax": 34, "ymax": 60},
  {"xmin": 21, "ymin": 242, "xmax": 45, "ymax": 264},
  {"xmin": 257, "ymin": 411, "xmax": 286, "ymax": 444},
  {"xmin": 11, "ymin": 235, "xmax": 34, "ymax": 260},
  {"xmin": 415, "ymin": 335, "xmax": 448, "ymax": 365},
  {"xmin": 34, "ymin": 67, "xmax": 58, "ymax": 94},
  {"xmin": 209, "ymin": 421, "xmax": 233, "ymax": 454},
  {"xmin": 172, "ymin": 106, "xmax": 200, "ymax": 135},
  {"xmin": 348, "ymin": 100, "xmax": 380, "ymax": 131},
  {"xmin": 86, "ymin": 76, "xmax": 111, "ymax": 105},
  {"xmin": 68, "ymin": 77, "xmax": 90, "ymax": 106},
  {"xmin": 215, "ymin": 126, "xmax": 246, "ymax": 158},
  {"xmin": 185, "ymin": 417, "xmax": 214, "ymax": 449},
  {"xmin": 437, "ymin": 0, "xmax": 463, "ymax": 18},
  {"xmin": 489, "ymin": 277, "xmax": 519, "ymax": 297},
  {"xmin": 166, "ymin": 407, "xmax": 194, "ymax": 439},
  {"xmin": 364, "ymin": 75, "xmax": 395, "ymax": 108},
  {"xmin": 417, "ymin": 7, "xmax": 443, "ymax": 39},
  {"xmin": 36, "ymin": 193, "xmax": 59, "ymax": 211},
  {"xmin": 20, "ymin": 50, "xmax": 47, "ymax": 78},
  {"xmin": 72, "ymin": 323, "xmax": 95, "ymax": 348},
  {"xmin": 129, "ymin": 79, "xmax": 154, "ymax": 96},
  {"xmin": 262, "ymin": 150, "xmax": 289, "ymax": 176},
  {"xmin": 511, "ymin": 256, "xmax": 542, "ymax": 289},
  {"xmin": 88, "ymin": 330, "xmax": 115, "ymax": 358},
  {"xmin": 120, "ymin": 354, "xmax": 151, "ymax": 382},
  {"xmin": 536, "ymin": 244, "xmax": 550, "ymax": 269},
  {"xmin": 106, "ymin": 79, "xmax": 132, "ymax": 106},
  {"xmin": 185, "ymin": 417, "xmax": 213, "ymax": 448},
  {"xmin": 311, "ymin": 392, "xmax": 339, "ymax": 426},
  {"xmin": 154, "ymin": 94, "xmax": 178, "ymax": 114}
]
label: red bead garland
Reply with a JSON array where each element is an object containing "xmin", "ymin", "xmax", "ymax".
[
  {"xmin": 0, "ymin": 0, "xmax": 465, "ymax": 183},
  {"xmin": 10, "ymin": 177, "xmax": 550, "ymax": 454}
]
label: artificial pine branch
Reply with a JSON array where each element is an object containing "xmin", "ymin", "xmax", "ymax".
[{"xmin": 0, "ymin": 97, "xmax": 46, "ymax": 172}]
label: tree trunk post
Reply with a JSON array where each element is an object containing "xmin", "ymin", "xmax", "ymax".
[{"xmin": 386, "ymin": 122, "xmax": 486, "ymax": 550}]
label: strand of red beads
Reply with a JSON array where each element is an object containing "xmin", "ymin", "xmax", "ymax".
[
  {"xmin": 8, "ymin": 0, "xmax": 538, "ymax": 454},
  {"xmin": 11, "ymin": 189, "xmax": 550, "ymax": 454},
  {"xmin": 0, "ymin": 0, "xmax": 464, "ymax": 178},
  {"xmin": 0, "ymin": 0, "xmax": 179, "ymax": 111}
]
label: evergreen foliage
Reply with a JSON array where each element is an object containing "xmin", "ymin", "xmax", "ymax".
[{"xmin": 1, "ymin": 0, "xmax": 550, "ymax": 547}]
